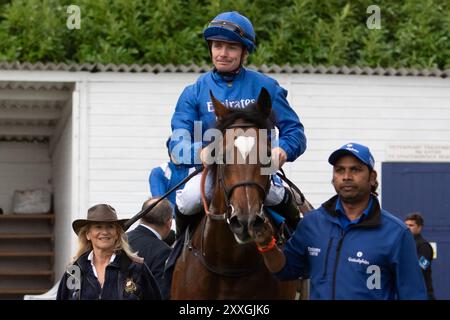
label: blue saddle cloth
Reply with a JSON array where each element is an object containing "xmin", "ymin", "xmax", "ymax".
[{"xmin": 266, "ymin": 207, "xmax": 285, "ymax": 226}]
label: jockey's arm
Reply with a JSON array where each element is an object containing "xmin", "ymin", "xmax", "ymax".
[
  {"xmin": 170, "ymin": 86, "xmax": 203, "ymax": 166},
  {"xmin": 271, "ymin": 85, "xmax": 307, "ymax": 162}
]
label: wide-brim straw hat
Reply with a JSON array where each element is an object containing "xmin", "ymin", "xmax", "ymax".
[{"xmin": 72, "ymin": 204, "xmax": 128, "ymax": 235}]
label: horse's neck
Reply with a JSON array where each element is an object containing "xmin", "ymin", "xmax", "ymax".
[
  {"xmin": 197, "ymin": 216, "xmax": 260, "ymax": 269},
  {"xmin": 195, "ymin": 188, "xmax": 260, "ymax": 268},
  {"xmin": 203, "ymin": 189, "xmax": 240, "ymax": 256}
]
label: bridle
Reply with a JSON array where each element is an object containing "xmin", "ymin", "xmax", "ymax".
[
  {"xmin": 195, "ymin": 121, "xmax": 271, "ymax": 277},
  {"xmin": 201, "ymin": 122, "xmax": 270, "ymax": 222}
]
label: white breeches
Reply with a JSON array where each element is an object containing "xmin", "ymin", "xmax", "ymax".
[{"xmin": 176, "ymin": 171, "xmax": 285, "ymax": 216}]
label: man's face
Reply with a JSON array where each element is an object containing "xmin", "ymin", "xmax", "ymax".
[
  {"xmin": 405, "ymin": 219, "xmax": 422, "ymax": 236},
  {"xmin": 332, "ymin": 155, "xmax": 376, "ymax": 204},
  {"xmin": 211, "ymin": 40, "xmax": 245, "ymax": 73}
]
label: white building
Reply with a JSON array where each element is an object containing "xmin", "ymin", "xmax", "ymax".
[{"xmin": 0, "ymin": 62, "xmax": 449, "ymax": 298}]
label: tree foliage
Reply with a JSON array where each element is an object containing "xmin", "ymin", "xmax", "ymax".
[{"xmin": 0, "ymin": 0, "xmax": 448, "ymax": 68}]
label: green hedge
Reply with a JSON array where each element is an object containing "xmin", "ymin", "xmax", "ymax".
[{"xmin": 0, "ymin": 0, "xmax": 448, "ymax": 69}]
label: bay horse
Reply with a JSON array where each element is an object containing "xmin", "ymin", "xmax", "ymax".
[{"xmin": 171, "ymin": 88, "xmax": 310, "ymax": 299}]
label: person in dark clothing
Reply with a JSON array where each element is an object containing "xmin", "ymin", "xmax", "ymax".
[
  {"xmin": 56, "ymin": 204, "xmax": 162, "ymax": 300},
  {"xmin": 405, "ymin": 212, "xmax": 436, "ymax": 300},
  {"xmin": 127, "ymin": 198, "xmax": 173, "ymax": 299}
]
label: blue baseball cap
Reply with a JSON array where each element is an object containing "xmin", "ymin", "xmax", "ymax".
[{"xmin": 328, "ymin": 142, "xmax": 375, "ymax": 170}]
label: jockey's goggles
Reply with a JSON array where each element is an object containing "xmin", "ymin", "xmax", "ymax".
[{"xmin": 208, "ymin": 20, "xmax": 254, "ymax": 42}]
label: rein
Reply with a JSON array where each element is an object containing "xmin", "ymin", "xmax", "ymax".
[{"xmin": 194, "ymin": 121, "xmax": 306, "ymax": 277}]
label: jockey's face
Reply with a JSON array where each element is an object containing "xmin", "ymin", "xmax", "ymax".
[{"xmin": 211, "ymin": 40, "xmax": 245, "ymax": 73}]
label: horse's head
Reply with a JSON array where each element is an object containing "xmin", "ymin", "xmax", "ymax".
[{"xmin": 209, "ymin": 87, "xmax": 272, "ymax": 243}]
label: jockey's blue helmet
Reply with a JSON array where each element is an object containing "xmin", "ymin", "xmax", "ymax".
[{"xmin": 203, "ymin": 11, "xmax": 256, "ymax": 53}]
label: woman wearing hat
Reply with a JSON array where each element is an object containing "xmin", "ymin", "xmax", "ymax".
[
  {"xmin": 168, "ymin": 11, "xmax": 307, "ymax": 235},
  {"xmin": 56, "ymin": 204, "xmax": 162, "ymax": 300}
]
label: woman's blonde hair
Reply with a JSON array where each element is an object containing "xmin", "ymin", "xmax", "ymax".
[{"xmin": 71, "ymin": 222, "xmax": 143, "ymax": 264}]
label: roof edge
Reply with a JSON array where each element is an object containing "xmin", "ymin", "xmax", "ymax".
[{"xmin": 0, "ymin": 61, "xmax": 449, "ymax": 78}]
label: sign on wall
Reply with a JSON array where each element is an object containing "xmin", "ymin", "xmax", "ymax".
[{"xmin": 386, "ymin": 144, "xmax": 450, "ymax": 162}]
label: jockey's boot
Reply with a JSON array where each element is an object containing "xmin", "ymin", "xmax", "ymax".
[
  {"xmin": 174, "ymin": 206, "xmax": 202, "ymax": 239},
  {"xmin": 267, "ymin": 187, "xmax": 301, "ymax": 232}
]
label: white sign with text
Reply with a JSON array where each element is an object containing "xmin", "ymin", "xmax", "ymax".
[{"xmin": 386, "ymin": 144, "xmax": 450, "ymax": 162}]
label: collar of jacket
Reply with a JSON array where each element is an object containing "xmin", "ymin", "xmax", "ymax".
[
  {"xmin": 212, "ymin": 66, "xmax": 245, "ymax": 82},
  {"xmin": 75, "ymin": 250, "xmax": 132, "ymax": 273},
  {"xmin": 414, "ymin": 233, "xmax": 428, "ymax": 246},
  {"xmin": 321, "ymin": 194, "xmax": 381, "ymax": 228},
  {"xmin": 136, "ymin": 224, "xmax": 159, "ymax": 239}
]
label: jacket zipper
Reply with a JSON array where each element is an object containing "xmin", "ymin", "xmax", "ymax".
[
  {"xmin": 321, "ymin": 237, "xmax": 334, "ymax": 279},
  {"xmin": 332, "ymin": 231, "xmax": 345, "ymax": 300}
]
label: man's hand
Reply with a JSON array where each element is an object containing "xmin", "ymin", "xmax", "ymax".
[
  {"xmin": 251, "ymin": 219, "xmax": 286, "ymax": 272},
  {"xmin": 271, "ymin": 147, "xmax": 287, "ymax": 169}
]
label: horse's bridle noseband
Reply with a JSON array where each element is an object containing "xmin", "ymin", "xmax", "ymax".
[
  {"xmin": 195, "ymin": 122, "xmax": 273, "ymax": 277},
  {"xmin": 213, "ymin": 122, "xmax": 271, "ymax": 221}
]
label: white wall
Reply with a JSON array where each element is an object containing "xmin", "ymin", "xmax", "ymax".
[
  {"xmin": 0, "ymin": 142, "xmax": 52, "ymax": 213},
  {"xmin": 87, "ymin": 74, "xmax": 198, "ymax": 217},
  {"xmin": 2, "ymin": 70, "xmax": 448, "ymax": 219},
  {"xmin": 86, "ymin": 73, "xmax": 450, "ymax": 213},
  {"xmin": 0, "ymin": 70, "xmax": 449, "ymax": 273},
  {"xmin": 52, "ymin": 117, "xmax": 73, "ymax": 278},
  {"xmin": 284, "ymin": 74, "xmax": 450, "ymax": 206}
]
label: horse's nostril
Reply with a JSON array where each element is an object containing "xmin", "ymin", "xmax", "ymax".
[
  {"xmin": 250, "ymin": 215, "xmax": 265, "ymax": 233},
  {"xmin": 229, "ymin": 216, "xmax": 244, "ymax": 235}
]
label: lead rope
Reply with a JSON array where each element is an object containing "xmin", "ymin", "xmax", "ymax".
[{"xmin": 200, "ymin": 165, "xmax": 210, "ymax": 215}]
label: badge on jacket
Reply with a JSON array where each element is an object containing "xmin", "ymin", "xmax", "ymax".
[
  {"xmin": 124, "ymin": 278, "xmax": 137, "ymax": 293},
  {"xmin": 419, "ymin": 256, "xmax": 430, "ymax": 270}
]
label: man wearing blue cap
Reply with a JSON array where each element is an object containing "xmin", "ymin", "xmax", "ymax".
[
  {"xmin": 168, "ymin": 11, "xmax": 307, "ymax": 236},
  {"xmin": 254, "ymin": 142, "xmax": 427, "ymax": 299}
]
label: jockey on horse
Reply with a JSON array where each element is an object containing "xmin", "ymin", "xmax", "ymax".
[{"xmin": 167, "ymin": 11, "xmax": 307, "ymax": 238}]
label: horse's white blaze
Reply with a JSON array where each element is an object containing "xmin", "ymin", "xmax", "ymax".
[
  {"xmin": 246, "ymin": 187, "xmax": 251, "ymax": 215},
  {"xmin": 234, "ymin": 136, "xmax": 255, "ymax": 160}
]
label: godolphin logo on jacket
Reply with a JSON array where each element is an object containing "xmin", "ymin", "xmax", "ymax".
[{"xmin": 348, "ymin": 251, "xmax": 370, "ymax": 265}]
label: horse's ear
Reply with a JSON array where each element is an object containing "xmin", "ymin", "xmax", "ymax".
[
  {"xmin": 256, "ymin": 87, "xmax": 272, "ymax": 119},
  {"xmin": 210, "ymin": 90, "xmax": 230, "ymax": 119}
]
